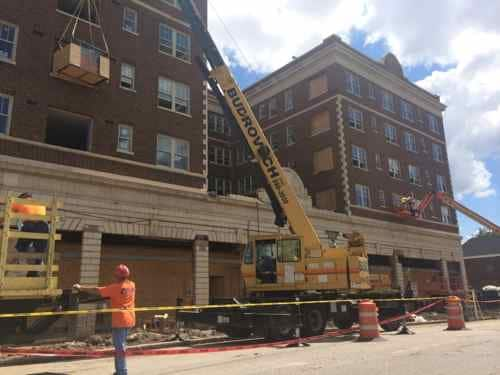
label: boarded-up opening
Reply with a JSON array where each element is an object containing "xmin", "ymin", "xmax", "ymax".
[
  {"xmin": 313, "ymin": 147, "xmax": 335, "ymax": 174},
  {"xmin": 310, "ymin": 111, "xmax": 331, "ymax": 136},
  {"xmin": 315, "ymin": 188, "xmax": 336, "ymax": 210},
  {"xmin": 309, "ymin": 74, "xmax": 328, "ymax": 99}
]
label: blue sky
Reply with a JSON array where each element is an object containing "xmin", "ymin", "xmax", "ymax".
[{"xmin": 225, "ymin": 25, "xmax": 500, "ymax": 242}]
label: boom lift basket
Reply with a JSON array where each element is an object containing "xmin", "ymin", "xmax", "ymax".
[{"xmin": 0, "ymin": 194, "xmax": 63, "ymax": 300}]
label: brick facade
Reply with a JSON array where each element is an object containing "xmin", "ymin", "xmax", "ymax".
[
  {"xmin": 0, "ymin": 0, "xmax": 207, "ymax": 188},
  {"xmin": 208, "ymin": 35, "xmax": 457, "ymax": 234}
]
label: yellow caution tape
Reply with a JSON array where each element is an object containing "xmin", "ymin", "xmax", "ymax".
[{"xmin": 0, "ymin": 296, "xmax": 446, "ymax": 319}]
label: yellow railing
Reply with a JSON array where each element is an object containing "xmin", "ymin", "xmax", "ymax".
[{"xmin": 0, "ymin": 194, "xmax": 62, "ymax": 299}]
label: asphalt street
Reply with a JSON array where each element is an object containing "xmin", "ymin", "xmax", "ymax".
[{"xmin": 3, "ymin": 320, "xmax": 500, "ymax": 375}]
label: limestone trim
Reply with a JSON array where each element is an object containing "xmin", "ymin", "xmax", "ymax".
[
  {"xmin": 351, "ymin": 205, "xmax": 459, "ymax": 229},
  {"xmin": 257, "ymin": 94, "xmax": 446, "ymax": 146},
  {"xmin": 245, "ymin": 40, "xmax": 445, "ymax": 116},
  {"xmin": 336, "ymin": 97, "xmax": 351, "ymax": 216},
  {"xmin": 130, "ymin": 0, "xmax": 191, "ymax": 29},
  {"xmin": 0, "ymin": 135, "xmax": 205, "ymax": 179}
]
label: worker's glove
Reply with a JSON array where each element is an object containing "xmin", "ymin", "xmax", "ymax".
[{"xmin": 72, "ymin": 283, "xmax": 82, "ymax": 291}]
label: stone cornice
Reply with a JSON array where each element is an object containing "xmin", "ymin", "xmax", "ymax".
[{"xmin": 245, "ymin": 40, "xmax": 445, "ymax": 116}]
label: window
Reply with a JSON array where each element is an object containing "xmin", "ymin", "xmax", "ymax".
[
  {"xmin": 0, "ymin": 94, "xmax": 12, "ymax": 134},
  {"xmin": 428, "ymin": 114, "xmax": 440, "ymax": 134},
  {"xmin": 278, "ymin": 239, "xmax": 301, "ymax": 263},
  {"xmin": 175, "ymin": 31, "xmax": 190, "ymax": 61},
  {"xmin": 117, "ymin": 125, "xmax": 133, "ymax": 153},
  {"xmin": 384, "ymin": 124, "xmax": 397, "ymax": 144},
  {"xmin": 209, "ymin": 145, "xmax": 232, "ymax": 166},
  {"xmin": 158, "ymin": 77, "xmax": 190, "ymax": 114},
  {"xmin": 408, "ymin": 165, "xmax": 421, "ymax": 185},
  {"xmin": 345, "ymin": 71, "xmax": 361, "ymax": 97},
  {"xmin": 437, "ymin": 175, "xmax": 448, "ymax": 193},
  {"xmin": 382, "ymin": 90, "xmax": 395, "ymax": 112},
  {"xmin": 355, "ymin": 184, "xmax": 370, "ymax": 208},
  {"xmin": 441, "ymin": 206, "xmax": 451, "ymax": 224},
  {"xmin": 156, "ymin": 134, "xmax": 189, "ymax": 170},
  {"xmin": 416, "ymin": 108, "xmax": 424, "ymax": 124},
  {"xmin": 309, "ymin": 74, "xmax": 328, "ymax": 99},
  {"xmin": 370, "ymin": 116, "xmax": 378, "ymax": 132},
  {"xmin": 269, "ymin": 133, "xmax": 279, "ymax": 150},
  {"xmin": 208, "ymin": 176, "xmax": 232, "ymax": 196},
  {"xmin": 259, "ymin": 103, "xmax": 268, "ymax": 120},
  {"xmin": 432, "ymin": 143, "xmax": 445, "ymax": 162},
  {"xmin": 57, "ymin": 0, "xmax": 99, "ymax": 24},
  {"xmin": 348, "ymin": 107, "xmax": 363, "ymax": 131},
  {"xmin": 0, "ymin": 21, "xmax": 18, "ymax": 63},
  {"xmin": 284, "ymin": 89, "xmax": 294, "ymax": 112},
  {"xmin": 388, "ymin": 158, "xmax": 401, "ymax": 178},
  {"xmin": 315, "ymin": 188, "xmax": 336, "ymax": 210},
  {"xmin": 286, "ymin": 127, "xmax": 296, "ymax": 146},
  {"xmin": 421, "ymin": 138, "xmax": 428, "ymax": 153},
  {"xmin": 310, "ymin": 111, "xmax": 330, "ymax": 136},
  {"xmin": 236, "ymin": 144, "xmax": 253, "ymax": 165},
  {"xmin": 208, "ymin": 112, "xmax": 230, "ymax": 136},
  {"xmin": 120, "ymin": 63, "xmax": 135, "ymax": 90},
  {"xmin": 368, "ymin": 83, "xmax": 376, "ymax": 100},
  {"xmin": 159, "ymin": 24, "xmax": 191, "ymax": 62},
  {"xmin": 404, "ymin": 132, "xmax": 417, "ymax": 153},
  {"xmin": 313, "ymin": 147, "xmax": 335, "ymax": 174},
  {"xmin": 269, "ymin": 97, "xmax": 278, "ymax": 118},
  {"xmin": 401, "ymin": 100, "xmax": 415, "ymax": 122},
  {"xmin": 352, "ymin": 145, "xmax": 368, "ymax": 170},
  {"xmin": 375, "ymin": 153, "xmax": 382, "ymax": 170},
  {"xmin": 237, "ymin": 175, "xmax": 256, "ymax": 195},
  {"xmin": 122, "ymin": 7, "xmax": 138, "ymax": 34},
  {"xmin": 378, "ymin": 190, "xmax": 386, "ymax": 207}
]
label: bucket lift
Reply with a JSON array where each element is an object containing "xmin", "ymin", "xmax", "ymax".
[
  {"xmin": 398, "ymin": 191, "xmax": 500, "ymax": 233},
  {"xmin": 52, "ymin": 0, "xmax": 110, "ymax": 86}
]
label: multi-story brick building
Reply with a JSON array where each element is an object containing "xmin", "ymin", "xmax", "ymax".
[
  {"xmin": 1, "ymin": 0, "xmax": 207, "ymax": 188},
  {"xmin": 0, "ymin": 1, "xmax": 467, "ymax": 338},
  {"xmin": 207, "ymin": 34, "xmax": 466, "ymax": 297}
]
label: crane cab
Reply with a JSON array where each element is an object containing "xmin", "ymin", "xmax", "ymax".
[{"xmin": 241, "ymin": 234, "xmax": 371, "ymax": 295}]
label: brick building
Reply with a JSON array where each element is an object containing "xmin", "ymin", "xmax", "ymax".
[
  {"xmin": 0, "ymin": 1, "xmax": 467, "ymax": 338},
  {"xmin": 207, "ymin": 34, "xmax": 466, "ymax": 297}
]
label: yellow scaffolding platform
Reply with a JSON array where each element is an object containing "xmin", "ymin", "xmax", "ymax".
[{"xmin": 0, "ymin": 194, "xmax": 63, "ymax": 300}]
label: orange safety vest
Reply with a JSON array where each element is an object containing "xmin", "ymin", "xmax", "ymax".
[{"xmin": 11, "ymin": 202, "xmax": 46, "ymax": 216}]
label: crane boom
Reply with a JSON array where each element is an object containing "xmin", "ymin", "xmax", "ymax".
[
  {"xmin": 436, "ymin": 192, "xmax": 500, "ymax": 233},
  {"xmin": 181, "ymin": 1, "xmax": 322, "ymax": 250}
]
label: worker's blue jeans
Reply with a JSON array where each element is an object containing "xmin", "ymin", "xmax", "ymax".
[{"xmin": 112, "ymin": 328, "xmax": 128, "ymax": 375}]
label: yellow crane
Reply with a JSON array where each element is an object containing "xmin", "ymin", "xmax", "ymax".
[{"xmin": 178, "ymin": 0, "xmax": 403, "ymax": 338}]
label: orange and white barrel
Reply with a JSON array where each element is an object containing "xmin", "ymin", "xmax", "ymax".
[
  {"xmin": 358, "ymin": 299, "xmax": 380, "ymax": 340},
  {"xmin": 447, "ymin": 296, "xmax": 465, "ymax": 330}
]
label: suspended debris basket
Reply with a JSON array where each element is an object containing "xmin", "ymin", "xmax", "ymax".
[
  {"xmin": 53, "ymin": 42, "xmax": 110, "ymax": 85},
  {"xmin": 52, "ymin": 0, "xmax": 111, "ymax": 86}
]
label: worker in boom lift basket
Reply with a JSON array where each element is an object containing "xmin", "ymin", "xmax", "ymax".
[
  {"xmin": 74, "ymin": 264, "xmax": 136, "ymax": 375},
  {"xmin": 11, "ymin": 192, "xmax": 48, "ymax": 277}
]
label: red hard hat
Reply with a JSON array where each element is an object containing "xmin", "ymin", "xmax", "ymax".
[{"xmin": 115, "ymin": 264, "xmax": 130, "ymax": 278}]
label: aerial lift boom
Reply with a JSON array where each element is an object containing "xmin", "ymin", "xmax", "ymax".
[{"xmin": 400, "ymin": 192, "xmax": 499, "ymax": 232}]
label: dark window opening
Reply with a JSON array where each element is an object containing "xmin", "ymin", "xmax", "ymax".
[
  {"xmin": 57, "ymin": 0, "xmax": 100, "ymax": 24},
  {"xmin": 46, "ymin": 109, "xmax": 92, "ymax": 151},
  {"xmin": 368, "ymin": 255, "xmax": 391, "ymax": 266}
]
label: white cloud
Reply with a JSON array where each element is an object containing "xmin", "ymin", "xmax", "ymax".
[{"xmin": 208, "ymin": 0, "xmax": 500, "ymax": 199}]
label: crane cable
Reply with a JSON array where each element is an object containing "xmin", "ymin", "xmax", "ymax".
[{"xmin": 207, "ymin": 0, "xmax": 253, "ymax": 69}]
